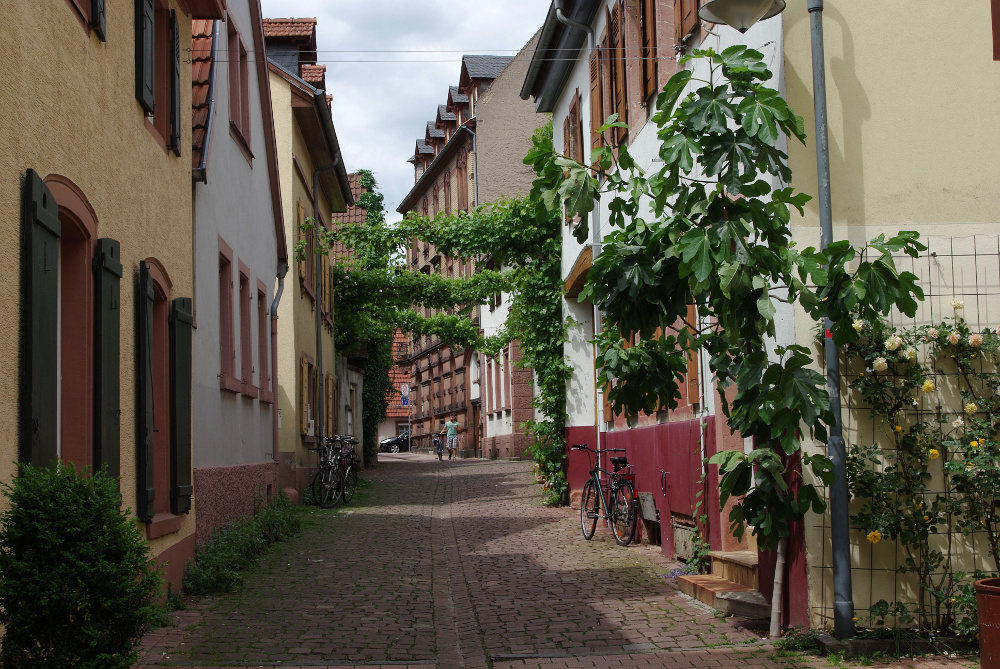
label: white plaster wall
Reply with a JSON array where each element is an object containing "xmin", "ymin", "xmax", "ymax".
[{"xmin": 192, "ymin": 2, "xmax": 279, "ymax": 468}]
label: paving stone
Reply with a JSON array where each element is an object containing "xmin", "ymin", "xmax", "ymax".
[{"xmin": 136, "ymin": 456, "xmax": 978, "ymax": 669}]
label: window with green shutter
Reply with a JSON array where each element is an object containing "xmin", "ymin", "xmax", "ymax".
[
  {"xmin": 170, "ymin": 298, "xmax": 193, "ymax": 515},
  {"xmin": 94, "ymin": 238, "xmax": 122, "ymax": 477},
  {"xmin": 136, "ymin": 261, "xmax": 156, "ymax": 523}
]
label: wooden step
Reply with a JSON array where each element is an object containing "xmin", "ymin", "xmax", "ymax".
[
  {"xmin": 709, "ymin": 550, "xmax": 758, "ymax": 589},
  {"xmin": 676, "ymin": 574, "xmax": 770, "ymax": 619}
]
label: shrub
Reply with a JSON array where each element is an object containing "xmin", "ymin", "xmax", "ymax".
[
  {"xmin": 0, "ymin": 462, "xmax": 162, "ymax": 668},
  {"xmin": 183, "ymin": 490, "xmax": 300, "ymax": 595}
]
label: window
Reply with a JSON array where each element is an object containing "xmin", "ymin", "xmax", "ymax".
[
  {"xmin": 639, "ymin": 0, "xmax": 658, "ymax": 101},
  {"xmin": 136, "ymin": 0, "xmax": 181, "ymax": 154},
  {"xmin": 299, "ymin": 355, "xmax": 315, "ymax": 438},
  {"xmin": 227, "ymin": 17, "xmax": 252, "ymax": 157},
  {"xmin": 218, "ymin": 238, "xmax": 239, "ymax": 392},
  {"xmin": 257, "ymin": 281, "xmax": 272, "ymax": 403},
  {"xmin": 443, "ymin": 170, "xmax": 452, "ymax": 215},
  {"xmin": 432, "ymin": 185, "xmax": 440, "ymax": 216},
  {"xmin": 456, "ymin": 151, "xmax": 469, "ymax": 211},
  {"xmin": 590, "ymin": 3, "xmax": 628, "ymax": 153},
  {"xmin": 67, "ymin": 0, "xmax": 106, "ymax": 39},
  {"xmin": 238, "ymin": 262, "xmax": 257, "ymax": 398},
  {"xmin": 297, "ymin": 201, "xmax": 316, "ymax": 301}
]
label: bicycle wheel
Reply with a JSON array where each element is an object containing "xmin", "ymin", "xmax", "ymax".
[
  {"xmin": 611, "ymin": 480, "xmax": 638, "ymax": 546},
  {"xmin": 580, "ymin": 479, "xmax": 599, "ymax": 540},
  {"xmin": 311, "ymin": 466, "xmax": 342, "ymax": 509},
  {"xmin": 342, "ymin": 465, "xmax": 359, "ymax": 504}
]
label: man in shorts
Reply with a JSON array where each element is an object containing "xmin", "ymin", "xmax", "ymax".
[{"xmin": 444, "ymin": 415, "xmax": 461, "ymax": 460}]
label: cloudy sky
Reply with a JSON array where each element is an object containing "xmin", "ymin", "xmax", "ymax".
[{"xmin": 258, "ymin": 1, "xmax": 552, "ymax": 222}]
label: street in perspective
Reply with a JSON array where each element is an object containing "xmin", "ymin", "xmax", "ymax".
[{"xmin": 137, "ymin": 455, "xmax": 978, "ymax": 669}]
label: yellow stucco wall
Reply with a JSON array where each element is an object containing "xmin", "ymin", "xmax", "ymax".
[
  {"xmin": 0, "ymin": 1, "xmax": 196, "ymax": 557},
  {"xmin": 268, "ymin": 69, "xmax": 337, "ymax": 483},
  {"xmin": 783, "ymin": 2, "xmax": 1000, "ymax": 628}
]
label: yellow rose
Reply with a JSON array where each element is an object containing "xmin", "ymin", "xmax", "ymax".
[
  {"xmin": 922, "ymin": 379, "xmax": 936, "ymax": 393},
  {"xmin": 971, "ymin": 440, "xmax": 979, "ymax": 447},
  {"xmin": 893, "ymin": 425, "xmax": 902, "ymax": 433},
  {"xmin": 928, "ymin": 449, "xmax": 940, "ymax": 460},
  {"xmin": 867, "ymin": 530, "xmax": 882, "ymax": 544},
  {"xmin": 923, "ymin": 515, "xmax": 929, "ymax": 521}
]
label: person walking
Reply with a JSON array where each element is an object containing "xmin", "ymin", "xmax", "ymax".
[{"xmin": 444, "ymin": 415, "xmax": 461, "ymax": 460}]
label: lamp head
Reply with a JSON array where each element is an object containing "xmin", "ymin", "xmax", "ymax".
[{"xmin": 698, "ymin": 0, "xmax": 786, "ymax": 33}]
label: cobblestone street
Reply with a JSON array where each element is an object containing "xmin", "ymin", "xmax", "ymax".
[{"xmin": 138, "ymin": 456, "xmax": 977, "ymax": 669}]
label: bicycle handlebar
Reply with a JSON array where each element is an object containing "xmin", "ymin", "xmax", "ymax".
[{"xmin": 571, "ymin": 444, "xmax": 624, "ymax": 453}]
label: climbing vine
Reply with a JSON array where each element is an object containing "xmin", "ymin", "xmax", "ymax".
[{"xmin": 846, "ymin": 305, "xmax": 1000, "ymax": 636}]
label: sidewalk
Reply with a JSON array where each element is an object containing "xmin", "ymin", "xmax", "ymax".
[{"xmin": 137, "ymin": 455, "xmax": 979, "ymax": 669}]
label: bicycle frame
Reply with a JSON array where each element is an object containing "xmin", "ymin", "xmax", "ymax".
[{"xmin": 576, "ymin": 445, "xmax": 632, "ymax": 526}]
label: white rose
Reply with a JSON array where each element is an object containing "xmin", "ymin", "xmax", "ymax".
[
  {"xmin": 885, "ymin": 335, "xmax": 903, "ymax": 352},
  {"xmin": 872, "ymin": 357, "xmax": 888, "ymax": 373}
]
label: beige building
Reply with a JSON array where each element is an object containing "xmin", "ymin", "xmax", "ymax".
[
  {"xmin": 265, "ymin": 18, "xmax": 356, "ymax": 499},
  {"xmin": 0, "ymin": 0, "xmax": 226, "ymax": 591},
  {"xmin": 397, "ymin": 39, "xmax": 543, "ymax": 458},
  {"xmin": 783, "ymin": 2, "xmax": 1000, "ymax": 629}
]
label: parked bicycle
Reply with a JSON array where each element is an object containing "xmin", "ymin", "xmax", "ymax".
[
  {"xmin": 337, "ymin": 436, "xmax": 360, "ymax": 504},
  {"xmin": 309, "ymin": 434, "xmax": 360, "ymax": 508},
  {"xmin": 308, "ymin": 438, "xmax": 343, "ymax": 509},
  {"xmin": 432, "ymin": 432, "xmax": 443, "ymax": 461},
  {"xmin": 572, "ymin": 444, "xmax": 638, "ymax": 546}
]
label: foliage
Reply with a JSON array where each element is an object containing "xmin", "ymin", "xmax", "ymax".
[
  {"xmin": 183, "ymin": 490, "xmax": 300, "ymax": 595},
  {"xmin": 0, "ymin": 462, "xmax": 162, "ymax": 668},
  {"xmin": 540, "ymin": 46, "xmax": 925, "ymax": 549},
  {"xmin": 846, "ymin": 307, "xmax": 1000, "ymax": 634},
  {"xmin": 308, "ymin": 130, "xmax": 571, "ymax": 504},
  {"xmin": 773, "ymin": 626, "xmax": 822, "ymax": 653}
]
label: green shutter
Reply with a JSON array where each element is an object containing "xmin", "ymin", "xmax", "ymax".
[
  {"xmin": 92, "ymin": 0, "xmax": 106, "ymax": 41},
  {"xmin": 168, "ymin": 9, "xmax": 181, "ymax": 155},
  {"xmin": 19, "ymin": 170, "xmax": 61, "ymax": 469},
  {"xmin": 135, "ymin": 0, "xmax": 155, "ymax": 114},
  {"xmin": 169, "ymin": 297, "xmax": 193, "ymax": 515},
  {"xmin": 94, "ymin": 238, "xmax": 122, "ymax": 477},
  {"xmin": 136, "ymin": 261, "xmax": 156, "ymax": 522}
]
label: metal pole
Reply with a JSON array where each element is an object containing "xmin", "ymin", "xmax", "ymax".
[{"xmin": 808, "ymin": 0, "xmax": 855, "ymax": 639}]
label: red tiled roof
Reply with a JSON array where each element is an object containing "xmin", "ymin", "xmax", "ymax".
[
  {"xmin": 262, "ymin": 18, "xmax": 316, "ymax": 39},
  {"xmin": 301, "ymin": 64, "xmax": 326, "ymax": 85},
  {"xmin": 331, "ymin": 173, "xmax": 368, "ymax": 226},
  {"xmin": 385, "ymin": 330, "xmax": 412, "ymax": 417},
  {"xmin": 191, "ymin": 19, "xmax": 215, "ymax": 170}
]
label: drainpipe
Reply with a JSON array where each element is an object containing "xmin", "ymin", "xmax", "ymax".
[
  {"xmin": 192, "ymin": 19, "xmax": 221, "ymax": 184},
  {"xmin": 313, "ymin": 158, "xmax": 341, "ymax": 440},
  {"xmin": 270, "ymin": 260, "xmax": 288, "ymax": 462},
  {"xmin": 462, "ymin": 124, "xmax": 479, "ymax": 207},
  {"xmin": 808, "ymin": 0, "xmax": 855, "ymax": 640},
  {"xmin": 554, "ymin": 0, "xmax": 596, "ymax": 51}
]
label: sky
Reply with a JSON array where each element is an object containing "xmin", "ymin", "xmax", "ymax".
[{"xmin": 258, "ymin": 1, "xmax": 552, "ymax": 222}]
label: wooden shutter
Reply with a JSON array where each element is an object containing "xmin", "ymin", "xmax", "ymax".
[
  {"xmin": 589, "ymin": 48, "xmax": 603, "ymax": 157},
  {"xmin": 325, "ymin": 374, "xmax": 335, "ymax": 438},
  {"xmin": 686, "ymin": 304, "xmax": 700, "ymax": 405},
  {"xmin": 168, "ymin": 10, "xmax": 181, "ymax": 155},
  {"xmin": 93, "ymin": 238, "xmax": 122, "ymax": 477},
  {"xmin": 135, "ymin": 0, "xmax": 156, "ymax": 114},
  {"xmin": 19, "ymin": 169, "xmax": 61, "ymax": 468},
  {"xmin": 170, "ymin": 297, "xmax": 193, "ymax": 515},
  {"xmin": 296, "ymin": 203, "xmax": 306, "ymax": 283},
  {"xmin": 299, "ymin": 357, "xmax": 309, "ymax": 434},
  {"xmin": 91, "ymin": 0, "xmax": 107, "ymax": 41},
  {"xmin": 611, "ymin": 2, "xmax": 627, "ymax": 138},
  {"xmin": 568, "ymin": 92, "xmax": 582, "ymax": 163},
  {"xmin": 640, "ymin": 0, "xmax": 657, "ymax": 100},
  {"xmin": 136, "ymin": 261, "xmax": 156, "ymax": 522},
  {"xmin": 677, "ymin": 0, "xmax": 700, "ymax": 42}
]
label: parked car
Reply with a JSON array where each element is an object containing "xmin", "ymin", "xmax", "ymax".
[{"xmin": 379, "ymin": 432, "xmax": 410, "ymax": 453}]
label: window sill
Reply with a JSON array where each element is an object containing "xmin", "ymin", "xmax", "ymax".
[
  {"xmin": 145, "ymin": 512, "xmax": 182, "ymax": 539},
  {"xmin": 259, "ymin": 388, "xmax": 275, "ymax": 404},
  {"xmin": 230, "ymin": 121, "xmax": 254, "ymax": 165},
  {"xmin": 240, "ymin": 381, "xmax": 259, "ymax": 399},
  {"xmin": 220, "ymin": 373, "xmax": 241, "ymax": 393}
]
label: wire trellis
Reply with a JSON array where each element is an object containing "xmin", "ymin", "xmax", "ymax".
[{"xmin": 810, "ymin": 235, "xmax": 1000, "ymax": 629}]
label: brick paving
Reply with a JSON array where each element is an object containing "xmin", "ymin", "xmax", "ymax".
[{"xmin": 137, "ymin": 456, "xmax": 979, "ymax": 669}]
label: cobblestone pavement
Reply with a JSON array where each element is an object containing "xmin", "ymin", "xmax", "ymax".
[{"xmin": 138, "ymin": 455, "xmax": 979, "ymax": 669}]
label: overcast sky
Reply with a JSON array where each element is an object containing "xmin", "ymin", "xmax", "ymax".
[{"xmin": 258, "ymin": 1, "xmax": 551, "ymax": 222}]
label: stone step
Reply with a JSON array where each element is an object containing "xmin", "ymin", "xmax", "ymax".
[
  {"xmin": 709, "ymin": 550, "xmax": 758, "ymax": 589},
  {"xmin": 676, "ymin": 573, "xmax": 771, "ymax": 619}
]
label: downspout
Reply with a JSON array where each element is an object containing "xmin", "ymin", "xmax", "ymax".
[
  {"xmin": 192, "ymin": 19, "xmax": 221, "ymax": 184},
  {"xmin": 313, "ymin": 157, "xmax": 341, "ymax": 440},
  {"xmin": 554, "ymin": 0, "xmax": 596, "ymax": 51},
  {"xmin": 462, "ymin": 124, "xmax": 479, "ymax": 207},
  {"xmin": 808, "ymin": 0, "xmax": 855, "ymax": 639},
  {"xmin": 270, "ymin": 260, "xmax": 288, "ymax": 462}
]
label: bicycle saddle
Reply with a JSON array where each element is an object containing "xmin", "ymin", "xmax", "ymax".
[{"xmin": 610, "ymin": 456, "xmax": 628, "ymax": 467}]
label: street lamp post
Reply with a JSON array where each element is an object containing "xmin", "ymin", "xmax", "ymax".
[{"xmin": 699, "ymin": 0, "xmax": 855, "ymax": 640}]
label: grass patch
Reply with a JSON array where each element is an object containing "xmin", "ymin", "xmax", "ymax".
[
  {"xmin": 773, "ymin": 627, "xmax": 822, "ymax": 653},
  {"xmin": 183, "ymin": 491, "xmax": 301, "ymax": 595}
]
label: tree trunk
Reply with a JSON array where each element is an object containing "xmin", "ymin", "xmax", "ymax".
[{"xmin": 770, "ymin": 537, "xmax": 787, "ymax": 639}]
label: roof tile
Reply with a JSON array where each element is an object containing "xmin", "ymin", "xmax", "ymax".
[
  {"xmin": 262, "ymin": 17, "xmax": 316, "ymax": 38},
  {"xmin": 462, "ymin": 54, "xmax": 513, "ymax": 79}
]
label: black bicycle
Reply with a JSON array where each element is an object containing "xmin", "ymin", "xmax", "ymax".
[
  {"xmin": 309, "ymin": 438, "xmax": 343, "ymax": 508},
  {"xmin": 572, "ymin": 444, "xmax": 638, "ymax": 546},
  {"xmin": 338, "ymin": 436, "xmax": 360, "ymax": 504}
]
